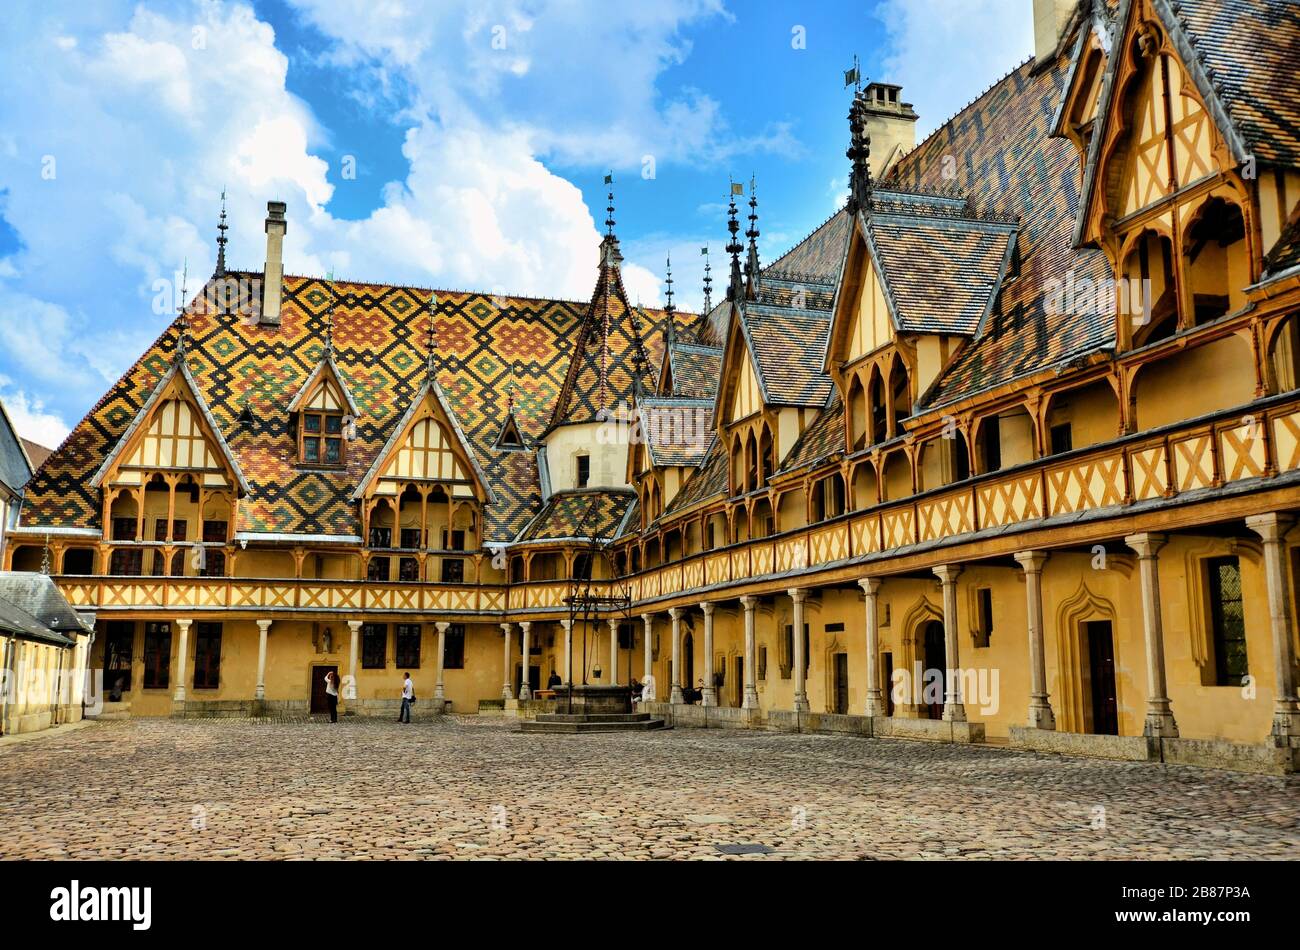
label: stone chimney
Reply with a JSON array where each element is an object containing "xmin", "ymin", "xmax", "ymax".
[
  {"xmin": 1034, "ymin": 0, "xmax": 1077, "ymax": 64},
  {"xmin": 860, "ymin": 83, "xmax": 918, "ymax": 180},
  {"xmin": 261, "ymin": 200, "xmax": 287, "ymax": 326}
]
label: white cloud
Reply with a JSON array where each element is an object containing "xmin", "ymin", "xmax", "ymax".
[
  {"xmin": 876, "ymin": 0, "xmax": 1034, "ymax": 139},
  {"xmin": 0, "ymin": 380, "xmax": 70, "ymax": 448}
]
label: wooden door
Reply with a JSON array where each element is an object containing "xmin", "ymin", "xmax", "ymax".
[
  {"xmin": 310, "ymin": 665, "xmax": 338, "ymax": 714},
  {"xmin": 922, "ymin": 620, "xmax": 946, "ymax": 720},
  {"xmin": 883, "ymin": 652, "xmax": 895, "ymax": 716},
  {"xmin": 733, "ymin": 656, "xmax": 744, "ymax": 706},
  {"xmin": 833, "ymin": 652, "xmax": 849, "ymax": 715},
  {"xmin": 1084, "ymin": 621, "xmax": 1119, "ymax": 735}
]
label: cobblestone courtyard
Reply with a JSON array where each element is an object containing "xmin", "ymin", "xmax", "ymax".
[{"xmin": 2, "ymin": 717, "xmax": 1297, "ymax": 860}]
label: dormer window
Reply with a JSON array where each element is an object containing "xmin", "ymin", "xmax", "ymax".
[{"xmin": 302, "ymin": 409, "xmax": 345, "ymax": 465}]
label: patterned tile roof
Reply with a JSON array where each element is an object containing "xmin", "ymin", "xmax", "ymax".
[
  {"xmin": 639, "ymin": 397, "xmax": 714, "ymax": 467},
  {"xmin": 742, "ymin": 304, "xmax": 836, "ymax": 408},
  {"xmin": 665, "ymin": 341, "xmax": 723, "ymax": 399},
  {"xmin": 778, "ymin": 392, "xmax": 844, "ymax": 475},
  {"xmin": 21, "ymin": 270, "xmax": 690, "ymax": 545},
  {"xmin": 516, "ymin": 488, "xmax": 635, "ymax": 543},
  {"xmin": 764, "ymin": 208, "xmax": 852, "ymax": 283},
  {"xmin": 1171, "ymin": 0, "xmax": 1300, "ymax": 167},
  {"xmin": 887, "ymin": 56, "xmax": 1115, "ymax": 410},
  {"xmin": 662, "ymin": 435, "xmax": 727, "ymax": 517},
  {"xmin": 866, "ymin": 195, "xmax": 1018, "ymax": 335}
]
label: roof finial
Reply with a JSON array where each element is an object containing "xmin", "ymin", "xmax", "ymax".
[
  {"xmin": 725, "ymin": 180, "xmax": 744, "ymax": 303},
  {"xmin": 846, "ymin": 86, "xmax": 873, "ymax": 215},
  {"xmin": 664, "ymin": 256, "xmax": 675, "ymax": 317},
  {"xmin": 214, "ymin": 188, "xmax": 229, "ymax": 278},
  {"xmin": 701, "ymin": 244, "xmax": 713, "ymax": 313},
  {"xmin": 744, "ymin": 177, "xmax": 761, "ymax": 301},
  {"xmin": 843, "ymin": 53, "xmax": 862, "ymax": 94},
  {"xmin": 176, "ymin": 258, "xmax": 190, "ymax": 355},
  {"xmin": 604, "ymin": 171, "xmax": 616, "ymax": 237},
  {"xmin": 323, "ymin": 271, "xmax": 336, "ymax": 357}
]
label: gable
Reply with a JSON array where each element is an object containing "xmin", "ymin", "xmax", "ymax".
[
  {"xmin": 91, "ymin": 361, "xmax": 247, "ymax": 493},
  {"xmin": 731, "ymin": 346, "xmax": 762, "ymax": 423},
  {"xmin": 830, "ymin": 219, "xmax": 895, "ymax": 369}
]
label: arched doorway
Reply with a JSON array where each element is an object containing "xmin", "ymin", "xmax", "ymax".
[
  {"xmin": 682, "ymin": 631, "xmax": 695, "ymax": 694},
  {"xmin": 922, "ymin": 620, "xmax": 946, "ymax": 720}
]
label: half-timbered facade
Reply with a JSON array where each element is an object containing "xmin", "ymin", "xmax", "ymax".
[{"xmin": 7, "ymin": 0, "xmax": 1300, "ymax": 771}]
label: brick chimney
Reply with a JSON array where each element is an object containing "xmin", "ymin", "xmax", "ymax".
[
  {"xmin": 1034, "ymin": 0, "xmax": 1076, "ymax": 64},
  {"xmin": 261, "ymin": 200, "xmax": 287, "ymax": 326},
  {"xmin": 860, "ymin": 83, "xmax": 918, "ymax": 180}
]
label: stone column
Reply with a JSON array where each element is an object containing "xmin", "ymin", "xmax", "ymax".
[
  {"xmin": 933, "ymin": 565, "xmax": 966, "ymax": 722},
  {"xmin": 1124, "ymin": 533, "xmax": 1178, "ymax": 737},
  {"xmin": 1246, "ymin": 513, "xmax": 1300, "ymax": 740},
  {"xmin": 607, "ymin": 617, "xmax": 619, "ymax": 686},
  {"xmin": 173, "ymin": 619, "xmax": 191, "ymax": 702},
  {"xmin": 346, "ymin": 620, "xmax": 361, "ymax": 701},
  {"xmin": 789, "ymin": 588, "xmax": 809, "ymax": 712},
  {"xmin": 641, "ymin": 613, "xmax": 653, "ymax": 683},
  {"xmin": 1014, "ymin": 551, "xmax": 1056, "ymax": 730},
  {"xmin": 500, "ymin": 622, "xmax": 513, "ymax": 700},
  {"xmin": 668, "ymin": 607, "xmax": 684, "ymax": 703},
  {"xmin": 557, "ymin": 619, "xmax": 570, "ymax": 687},
  {"xmin": 255, "ymin": 619, "xmax": 271, "ymax": 702},
  {"xmin": 434, "ymin": 621, "xmax": 448, "ymax": 701},
  {"xmin": 858, "ymin": 578, "xmax": 885, "ymax": 717},
  {"xmin": 700, "ymin": 602, "xmax": 717, "ymax": 707},
  {"xmin": 518, "ymin": 621, "xmax": 533, "ymax": 700},
  {"xmin": 740, "ymin": 595, "xmax": 760, "ymax": 710}
]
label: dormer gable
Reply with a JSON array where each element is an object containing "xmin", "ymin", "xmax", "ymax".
[
  {"xmin": 353, "ymin": 379, "xmax": 493, "ymax": 505},
  {"xmin": 288, "ymin": 350, "xmax": 359, "ymax": 467},
  {"xmin": 90, "ymin": 357, "xmax": 249, "ymax": 494}
]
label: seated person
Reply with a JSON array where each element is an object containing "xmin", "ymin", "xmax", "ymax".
[{"xmin": 546, "ymin": 669, "xmax": 562, "ymax": 690}]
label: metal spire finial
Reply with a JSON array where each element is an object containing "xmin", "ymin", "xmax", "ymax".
[
  {"xmin": 426, "ymin": 293, "xmax": 439, "ymax": 382},
  {"xmin": 214, "ymin": 188, "xmax": 229, "ymax": 278},
  {"xmin": 604, "ymin": 172, "xmax": 616, "ymax": 237},
  {"xmin": 323, "ymin": 271, "xmax": 336, "ymax": 357},
  {"xmin": 744, "ymin": 178, "xmax": 761, "ymax": 300},
  {"xmin": 176, "ymin": 258, "xmax": 190, "ymax": 355},
  {"xmin": 726, "ymin": 180, "xmax": 744, "ymax": 303},
  {"xmin": 846, "ymin": 87, "xmax": 873, "ymax": 214},
  {"xmin": 664, "ymin": 256, "xmax": 675, "ymax": 316},
  {"xmin": 701, "ymin": 244, "xmax": 713, "ymax": 313}
]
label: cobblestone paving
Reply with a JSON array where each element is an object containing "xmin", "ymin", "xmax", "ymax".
[{"xmin": 2, "ymin": 717, "xmax": 1297, "ymax": 860}]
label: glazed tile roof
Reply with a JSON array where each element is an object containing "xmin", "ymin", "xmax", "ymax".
[
  {"xmin": 886, "ymin": 56, "xmax": 1115, "ymax": 410},
  {"xmin": 639, "ymin": 397, "xmax": 714, "ymax": 467},
  {"xmin": 517, "ymin": 489, "xmax": 635, "ymax": 543},
  {"xmin": 764, "ymin": 208, "xmax": 851, "ymax": 283},
  {"xmin": 865, "ymin": 193, "xmax": 1019, "ymax": 336},
  {"xmin": 21, "ymin": 270, "xmax": 689, "ymax": 545},
  {"xmin": 778, "ymin": 392, "xmax": 845, "ymax": 475},
  {"xmin": 662, "ymin": 435, "xmax": 727, "ymax": 517},
  {"xmin": 664, "ymin": 341, "xmax": 723, "ymax": 399},
  {"xmin": 1170, "ymin": 0, "xmax": 1300, "ymax": 167},
  {"xmin": 742, "ymin": 303, "xmax": 836, "ymax": 408}
]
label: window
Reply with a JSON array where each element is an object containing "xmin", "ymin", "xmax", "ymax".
[
  {"xmin": 192, "ymin": 622, "xmax": 222, "ymax": 689},
  {"xmin": 395, "ymin": 624, "xmax": 422, "ymax": 669},
  {"xmin": 368, "ymin": 526, "xmax": 392, "ymax": 549},
  {"xmin": 301, "ymin": 410, "xmax": 345, "ymax": 465},
  {"xmin": 111, "ymin": 517, "xmax": 136, "ymax": 541},
  {"xmin": 443, "ymin": 623, "xmax": 466, "ymax": 669},
  {"xmin": 1050, "ymin": 423, "xmax": 1073, "ymax": 456},
  {"xmin": 825, "ymin": 622, "xmax": 845, "ymax": 633},
  {"xmin": 441, "ymin": 529, "xmax": 466, "ymax": 551},
  {"xmin": 400, "ymin": 528, "xmax": 422, "ymax": 550},
  {"xmin": 1207, "ymin": 556, "xmax": 1247, "ymax": 686},
  {"xmin": 142, "ymin": 622, "xmax": 172, "ymax": 689},
  {"xmin": 109, "ymin": 548, "xmax": 143, "ymax": 576},
  {"xmin": 974, "ymin": 588, "xmax": 994, "ymax": 648},
  {"xmin": 362, "ymin": 623, "xmax": 388, "ymax": 669},
  {"xmin": 617, "ymin": 623, "xmax": 634, "ymax": 650},
  {"xmin": 399, "ymin": 557, "xmax": 421, "ymax": 582},
  {"xmin": 782, "ymin": 623, "xmax": 810, "ymax": 679},
  {"xmin": 103, "ymin": 621, "xmax": 135, "ymax": 695},
  {"xmin": 154, "ymin": 518, "xmax": 187, "ymax": 576},
  {"xmin": 979, "ymin": 416, "xmax": 1002, "ymax": 473},
  {"xmin": 367, "ymin": 557, "xmax": 391, "ymax": 582},
  {"xmin": 576, "ymin": 453, "xmax": 590, "ymax": 488},
  {"xmin": 201, "ymin": 520, "xmax": 226, "ymax": 577},
  {"xmin": 440, "ymin": 558, "xmax": 464, "ymax": 583},
  {"xmin": 573, "ymin": 553, "xmax": 592, "ymax": 580}
]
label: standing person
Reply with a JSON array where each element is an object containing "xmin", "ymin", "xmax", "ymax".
[
  {"xmin": 323, "ymin": 670, "xmax": 339, "ymax": 723},
  {"xmin": 640, "ymin": 670, "xmax": 656, "ymax": 703},
  {"xmin": 398, "ymin": 672, "xmax": 414, "ymax": 723}
]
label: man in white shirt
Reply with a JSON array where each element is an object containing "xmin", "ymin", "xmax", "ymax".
[{"xmin": 399, "ymin": 672, "xmax": 414, "ymax": 723}]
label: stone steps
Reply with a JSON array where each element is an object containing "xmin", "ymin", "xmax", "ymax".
[{"xmin": 521, "ymin": 713, "xmax": 667, "ymax": 734}]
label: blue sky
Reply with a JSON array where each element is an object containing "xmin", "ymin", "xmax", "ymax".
[{"xmin": 0, "ymin": 0, "xmax": 1033, "ymax": 446}]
